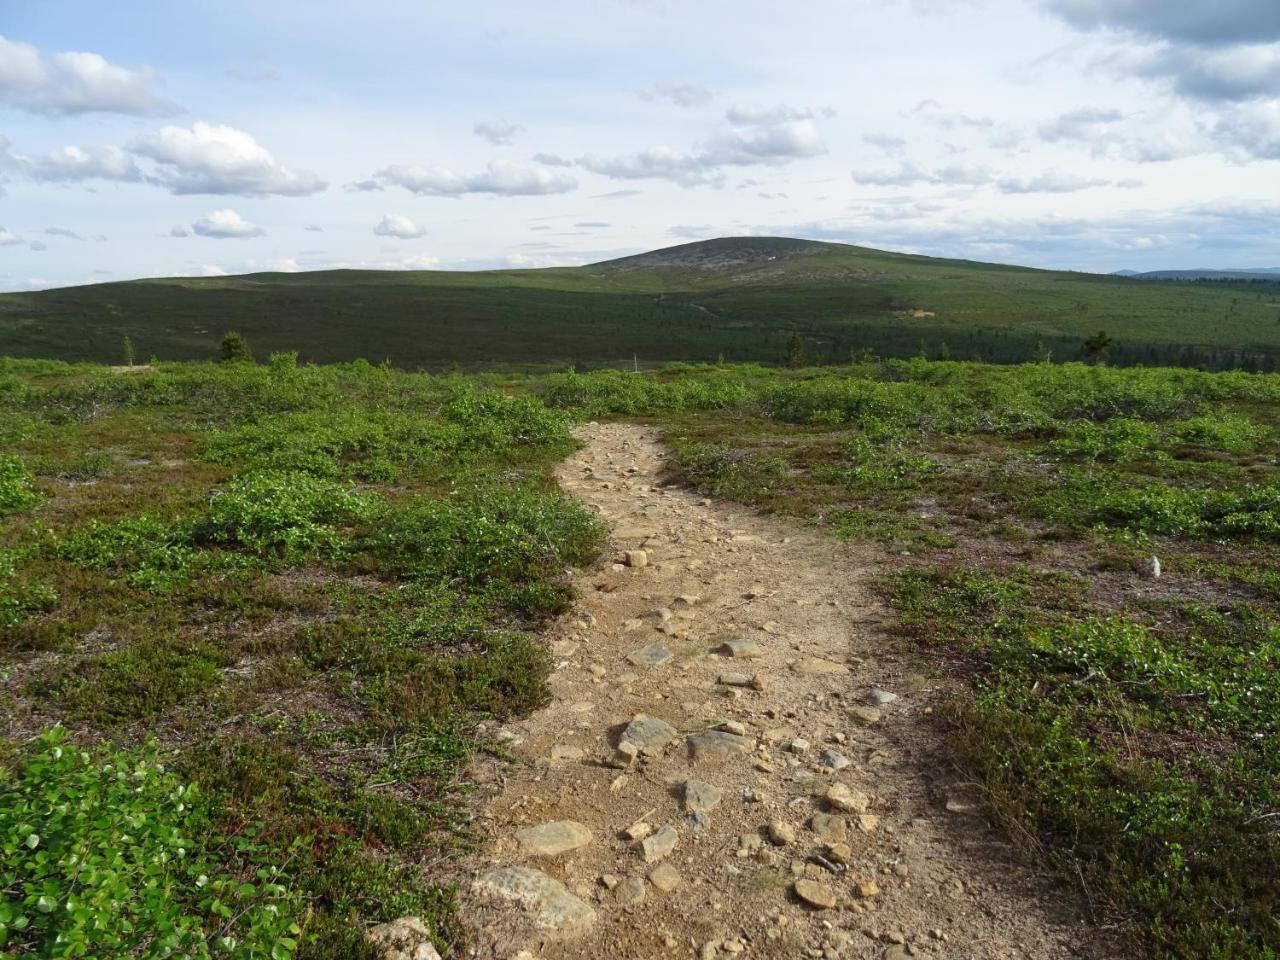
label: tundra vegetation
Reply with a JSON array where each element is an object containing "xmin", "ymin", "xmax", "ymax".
[{"xmin": 2, "ymin": 353, "xmax": 1278, "ymax": 958}]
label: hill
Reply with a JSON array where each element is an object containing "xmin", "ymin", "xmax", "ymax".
[{"xmin": 3, "ymin": 236, "xmax": 1280, "ymax": 369}]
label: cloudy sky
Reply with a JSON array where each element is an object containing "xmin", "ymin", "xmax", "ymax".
[{"xmin": 2, "ymin": 0, "xmax": 1279, "ymax": 290}]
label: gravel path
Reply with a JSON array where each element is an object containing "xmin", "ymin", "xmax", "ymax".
[{"xmin": 459, "ymin": 422, "xmax": 1115, "ymax": 960}]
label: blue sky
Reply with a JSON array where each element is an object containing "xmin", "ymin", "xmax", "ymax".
[{"xmin": 2, "ymin": 0, "xmax": 1279, "ymax": 290}]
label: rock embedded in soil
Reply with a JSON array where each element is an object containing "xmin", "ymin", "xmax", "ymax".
[
  {"xmin": 688, "ymin": 730, "xmax": 752, "ymax": 760},
  {"xmin": 516, "ymin": 820, "xmax": 593, "ymax": 857},
  {"xmin": 682, "ymin": 778, "xmax": 724, "ymax": 812},
  {"xmin": 866, "ymin": 689, "xmax": 899, "ymax": 706},
  {"xmin": 718, "ymin": 638, "xmax": 764, "ymax": 659},
  {"xmin": 623, "ymin": 549, "xmax": 648, "ymax": 567},
  {"xmin": 848, "ymin": 706, "xmax": 883, "ymax": 726},
  {"xmin": 619, "ymin": 714, "xmax": 677, "ymax": 756},
  {"xmin": 640, "ymin": 825, "xmax": 679, "ymax": 862},
  {"xmin": 821, "ymin": 750, "xmax": 850, "ymax": 770},
  {"xmin": 768, "ymin": 820, "xmax": 797, "ymax": 846},
  {"xmin": 792, "ymin": 658, "xmax": 850, "ymax": 676},
  {"xmin": 793, "ymin": 878, "xmax": 838, "ymax": 910},
  {"xmin": 365, "ymin": 916, "xmax": 442, "ymax": 960},
  {"xmin": 648, "ymin": 862, "xmax": 681, "ymax": 892},
  {"xmin": 616, "ymin": 876, "xmax": 647, "ymax": 906},
  {"xmin": 475, "ymin": 867, "xmax": 597, "ymax": 936},
  {"xmin": 826, "ymin": 783, "xmax": 871, "ymax": 814},
  {"xmin": 626, "ymin": 642, "xmax": 674, "ymax": 668},
  {"xmin": 810, "ymin": 813, "xmax": 848, "ymax": 844}
]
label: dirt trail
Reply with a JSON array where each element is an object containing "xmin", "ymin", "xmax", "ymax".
[{"xmin": 460, "ymin": 423, "xmax": 1111, "ymax": 960}]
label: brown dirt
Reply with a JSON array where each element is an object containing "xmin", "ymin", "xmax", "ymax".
[{"xmin": 458, "ymin": 422, "xmax": 1117, "ymax": 960}]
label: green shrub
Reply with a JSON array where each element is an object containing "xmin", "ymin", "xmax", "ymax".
[
  {"xmin": 0, "ymin": 551, "xmax": 57, "ymax": 630},
  {"xmin": 199, "ymin": 472, "xmax": 373, "ymax": 558},
  {"xmin": 0, "ymin": 455, "xmax": 42, "ymax": 516},
  {"xmin": 0, "ymin": 728, "xmax": 301, "ymax": 959},
  {"xmin": 367, "ymin": 487, "xmax": 603, "ymax": 588},
  {"xmin": 1050, "ymin": 418, "xmax": 1160, "ymax": 462},
  {"xmin": 1167, "ymin": 414, "xmax": 1272, "ymax": 453}
]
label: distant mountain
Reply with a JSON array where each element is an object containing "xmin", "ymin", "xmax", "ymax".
[
  {"xmin": 4, "ymin": 236, "xmax": 1280, "ymax": 369},
  {"xmin": 1115, "ymin": 268, "xmax": 1280, "ymax": 281}
]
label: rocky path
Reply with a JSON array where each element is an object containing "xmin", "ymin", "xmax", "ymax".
[{"xmin": 459, "ymin": 423, "xmax": 1111, "ymax": 960}]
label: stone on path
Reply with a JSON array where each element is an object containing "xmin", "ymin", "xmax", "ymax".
[
  {"xmin": 767, "ymin": 820, "xmax": 797, "ymax": 846},
  {"xmin": 619, "ymin": 714, "xmax": 677, "ymax": 757},
  {"xmin": 792, "ymin": 658, "xmax": 850, "ymax": 676},
  {"xmin": 365, "ymin": 916, "xmax": 442, "ymax": 960},
  {"xmin": 616, "ymin": 876, "xmax": 646, "ymax": 906},
  {"xmin": 718, "ymin": 638, "xmax": 763, "ymax": 659},
  {"xmin": 826, "ymin": 783, "xmax": 871, "ymax": 814},
  {"xmin": 682, "ymin": 778, "xmax": 723, "ymax": 812},
  {"xmin": 640, "ymin": 825, "xmax": 678, "ymax": 863},
  {"xmin": 866, "ymin": 689, "xmax": 899, "ymax": 706},
  {"xmin": 793, "ymin": 878, "xmax": 838, "ymax": 910},
  {"xmin": 648, "ymin": 862, "xmax": 682, "ymax": 892},
  {"xmin": 475, "ymin": 867, "xmax": 596, "ymax": 936},
  {"xmin": 516, "ymin": 820, "xmax": 592, "ymax": 857},
  {"xmin": 688, "ymin": 730, "xmax": 752, "ymax": 761},
  {"xmin": 848, "ymin": 706, "xmax": 882, "ymax": 726},
  {"xmin": 810, "ymin": 813, "xmax": 848, "ymax": 844},
  {"xmin": 717, "ymin": 672, "xmax": 753, "ymax": 687},
  {"xmin": 623, "ymin": 550, "xmax": 648, "ymax": 568},
  {"xmin": 821, "ymin": 750, "xmax": 850, "ymax": 770},
  {"xmin": 627, "ymin": 642, "xmax": 674, "ymax": 668}
]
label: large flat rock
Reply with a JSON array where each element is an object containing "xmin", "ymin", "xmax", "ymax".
[{"xmin": 475, "ymin": 866, "xmax": 597, "ymax": 936}]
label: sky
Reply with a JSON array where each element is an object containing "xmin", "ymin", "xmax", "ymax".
[{"xmin": 2, "ymin": 0, "xmax": 1280, "ymax": 291}]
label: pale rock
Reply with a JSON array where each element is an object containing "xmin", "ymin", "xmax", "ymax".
[
  {"xmin": 848, "ymin": 706, "xmax": 882, "ymax": 726},
  {"xmin": 475, "ymin": 867, "xmax": 596, "ymax": 936},
  {"xmin": 640, "ymin": 825, "xmax": 678, "ymax": 862},
  {"xmin": 793, "ymin": 658, "xmax": 850, "ymax": 676},
  {"xmin": 688, "ymin": 730, "xmax": 752, "ymax": 760},
  {"xmin": 768, "ymin": 820, "xmax": 797, "ymax": 846},
  {"xmin": 627, "ymin": 643, "xmax": 674, "ymax": 668},
  {"xmin": 648, "ymin": 862, "xmax": 681, "ymax": 892},
  {"xmin": 616, "ymin": 876, "xmax": 646, "ymax": 906},
  {"xmin": 827, "ymin": 783, "xmax": 870, "ymax": 814},
  {"xmin": 516, "ymin": 821, "xmax": 592, "ymax": 858},
  {"xmin": 365, "ymin": 916, "xmax": 441, "ymax": 960},
  {"xmin": 810, "ymin": 813, "xmax": 848, "ymax": 844},
  {"xmin": 719, "ymin": 638, "xmax": 764, "ymax": 659},
  {"xmin": 821, "ymin": 750, "xmax": 850, "ymax": 771},
  {"xmin": 624, "ymin": 550, "xmax": 648, "ymax": 567},
  {"xmin": 866, "ymin": 689, "xmax": 898, "ymax": 706},
  {"xmin": 793, "ymin": 879, "xmax": 838, "ymax": 910}
]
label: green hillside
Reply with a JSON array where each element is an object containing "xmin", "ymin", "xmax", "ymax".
[{"xmin": 3, "ymin": 236, "xmax": 1279, "ymax": 369}]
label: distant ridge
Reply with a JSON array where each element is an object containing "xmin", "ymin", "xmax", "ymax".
[
  {"xmin": 3, "ymin": 235, "xmax": 1280, "ymax": 370},
  {"xmin": 1115, "ymin": 268, "xmax": 1280, "ymax": 281}
]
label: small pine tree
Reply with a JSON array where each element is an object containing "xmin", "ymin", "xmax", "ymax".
[
  {"xmin": 913, "ymin": 339, "xmax": 928, "ymax": 360},
  {"xmin": 1082, "ymin": 330, "xmax": 1113, "ymax": 365},
  {"xmin": 121, "ymin": 336, "xmax": 135, "ymax": 367},
  {"xmin": 785, "ymin": 334, "xmax": 805, "ymax": 369},
  {"xmin": 936, "ymin": 341, "xmax": 952, "ymax": 361},
  {"xmin": 1032, "ymin": 341, "xmax": 1053, "ymax": 364},
  {"xmin": 218, "ymin": 331, "xmax": 254, "ymax": 364}
]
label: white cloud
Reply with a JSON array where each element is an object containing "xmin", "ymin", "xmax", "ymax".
[
  {"xmin": 370, "ymin": 160, "xmax": 577, "ymax": 196},
  {"xmin": 532, "ymin": 152, "xmax": 573, "ymax": 166},
  {"xmin": 1214, "ymin": 101, "xmax": 1280, "ymax": 159},
  {"xmin": 0, "ymin": 34, "xmax": 178, "ymax": 116},
  {"xmin": 474, "ymin": 119, "xmax": 520, "ymax": 145},
  {"xmin": 373, "ymin": 214, "xmax": 426, "ymax": 239},
  {"xmin": 199, "ymin": 264, "xmax": 229, "ymax": 276},
  {"xmin": 29, "ymin": 144, "xmax": 142, "ymax": 183},
  {"xmin": 1039, "ymin": 107, "xmax": 1125, "ymax": 142},
  {"xmin": 580, "ymin": 118, "xmax": 826, "ymax": 186},
  {"xmin": 133, "ymin": 122, "xmax": 327, "ymax": 196},
  {"xmin": 724, "ymin": 104, "xmax": 814, "ymax": 124},
  {"xmin": 851, "ymin": 163, "xmax": 992, "ymax": 187},
  {"xmin": 170, "ymin": 226, "xmax": 189, "ymax": 238},
  {"xmin": 0, "ymin": 227, "xmax": 22, "ymax": 246},
  {"xmin": 640, "ymin": 82, "xmax": 714, "ymax": 107},
  {"xmin": 996, "ymin": 171, "xmax": 1110, "ymax": 193},
  {"xmin": 45, "ymin": 226, "xmax": 84, "ymax": 240},
  {"xmin": 191, "ymin": 209, "xmax": 264, "ymax": 239}
]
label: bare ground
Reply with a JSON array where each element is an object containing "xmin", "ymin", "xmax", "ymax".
[{"xmin": 458, "ymin": 422, "xmax": 1117, "ymax": 960}]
